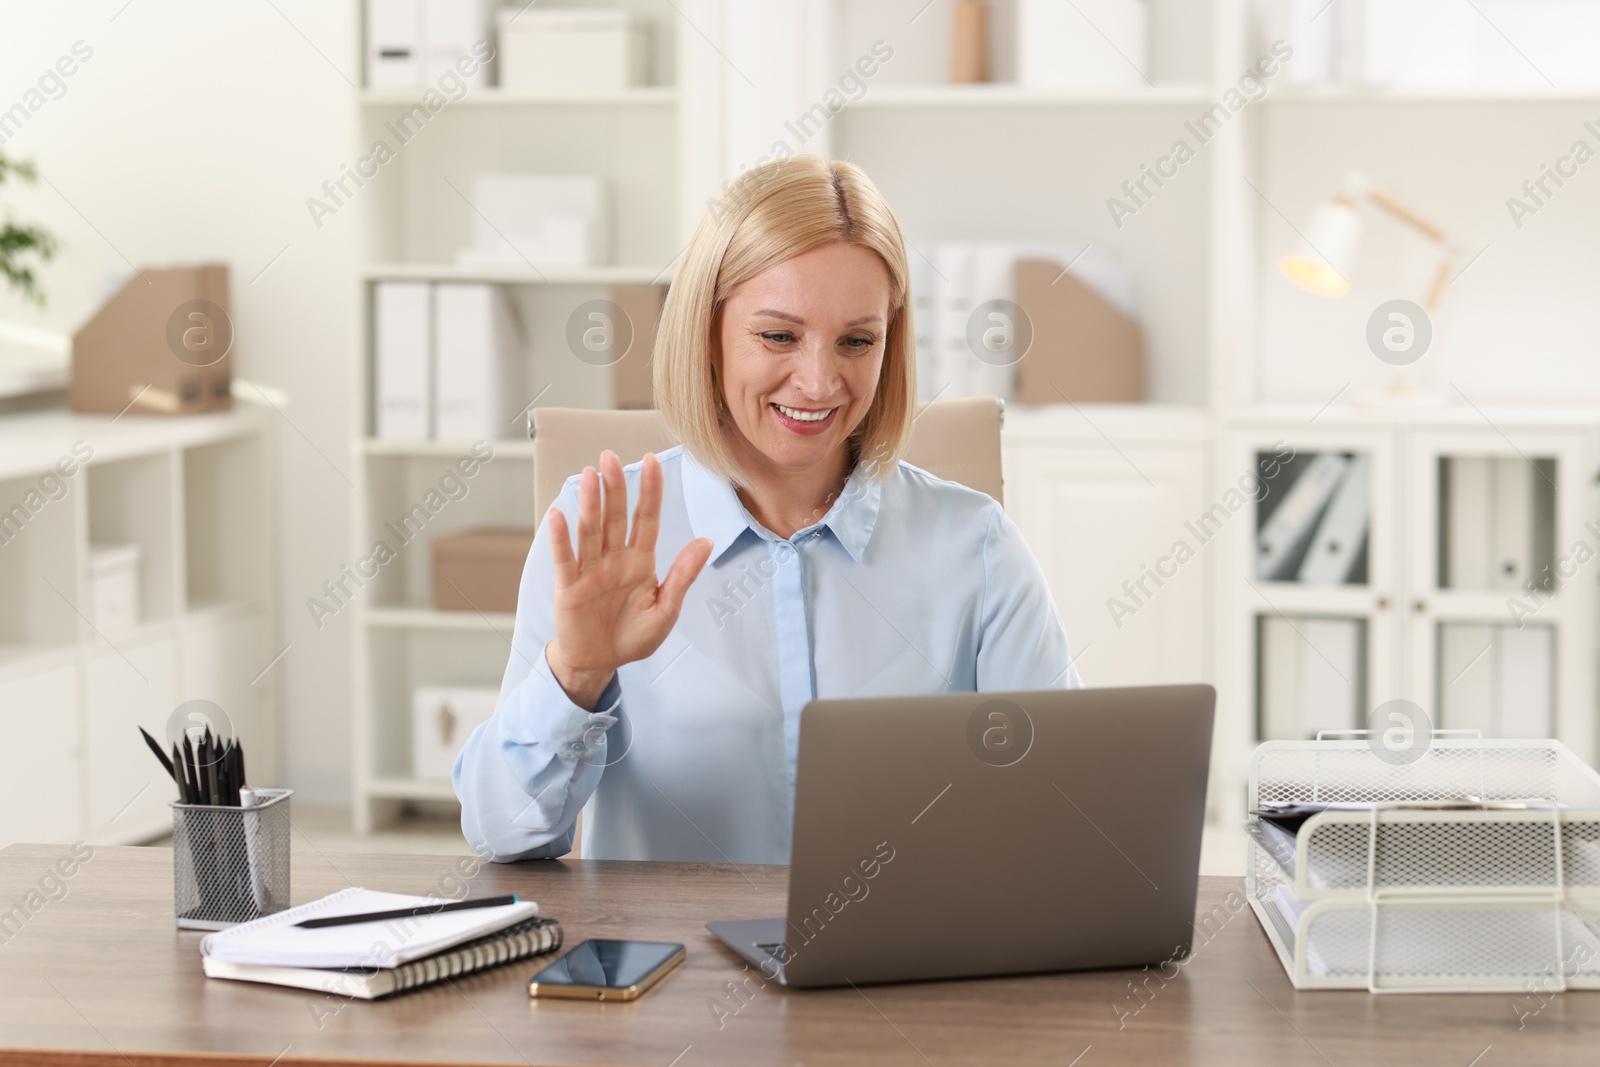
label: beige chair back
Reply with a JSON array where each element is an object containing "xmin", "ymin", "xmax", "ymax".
[{"xmin": 531, "ymin": 396, "xmax": 1004, "ymax": 516}]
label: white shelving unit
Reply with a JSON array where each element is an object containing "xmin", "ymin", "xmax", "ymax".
[
  {"xmin": 349, "ymin": 0, "xmax": 688, "ymax": 830},
  {"xmin": 0, "ymin": 404, "xmax": 280, "ymax": 847},
  {"xmin": 344, "ymin": 0, "xmax": 1600, "ymax": 833}
]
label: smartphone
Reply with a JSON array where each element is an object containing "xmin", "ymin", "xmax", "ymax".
[{"xmin": 528, "ymin": 939, "xmax": 686, "ymax": 1001}]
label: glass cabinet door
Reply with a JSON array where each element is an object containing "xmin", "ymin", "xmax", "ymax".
[
  {"xmin": 1405, "ymin": 427, "xmax": 1586, "ymax": 744},
  {"xmin": 1221, "ymin": 422, "xmax": 1398, "ymax": 750}
]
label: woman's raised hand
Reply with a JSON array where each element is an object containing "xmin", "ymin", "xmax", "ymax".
[{"xmin": 545, "ymin": 450, "xmax": 713, "ymax": 710}]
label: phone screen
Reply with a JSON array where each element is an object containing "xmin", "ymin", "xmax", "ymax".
[{"xmin": 529, "ymin": 939, "xmax": 684, "ymax": 990}]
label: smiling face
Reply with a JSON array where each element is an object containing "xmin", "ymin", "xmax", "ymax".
[{"xmin": 713, "ymin": 240, "xmax": 893, "ymax": 485}]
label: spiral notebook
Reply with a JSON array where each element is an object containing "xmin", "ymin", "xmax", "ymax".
[{"xmin": 203, "ymin": 915, "xmax": 563, "ymax": 999}]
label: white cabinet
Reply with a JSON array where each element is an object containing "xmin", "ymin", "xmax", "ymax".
[
  {"xmin": 179, "ymin": 610, "xmax": 275, "ymax": 785},
  {"xmin": 0, "ymin": 407, "xmax": 280, "ymax": 847},
  {"xmin": 1003, "ymin": 406, "xmax": 1212, "ymax": 688},
  {"xmin": 1216, "ymin": 406, "xmax": 1600, "ymax": 823},
  {"xmin": 85, "ymin": 634, "xmax": 175, "ymax": 838},
  {"xmin": 0, "ymin": 660, "xmax": 81, "ymax": 848}
]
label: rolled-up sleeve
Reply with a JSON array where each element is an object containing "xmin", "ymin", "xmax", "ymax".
[
  {"xmin": 453, "ymin": 476, "xmax": 623, "ymax": 861},
  {"xmin": 975, "ymin": 501, "xmax": 1084, "ymax": 690}
]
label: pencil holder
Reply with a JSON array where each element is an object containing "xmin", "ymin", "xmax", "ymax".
[{"xmin": 171, "ymin": 789, "xmax": 293, "ymax": 930}]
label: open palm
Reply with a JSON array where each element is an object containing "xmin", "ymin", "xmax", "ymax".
[{"xmin": 546, "ymin": 450, "xmax": 712, "ymax": 702}]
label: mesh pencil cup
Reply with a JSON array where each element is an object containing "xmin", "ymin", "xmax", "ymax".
[{"xmin": 171, "ymin": 789, "xmax": 292, "ymax": 930}]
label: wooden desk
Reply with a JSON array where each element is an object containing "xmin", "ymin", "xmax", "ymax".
[{"xmin": 0, "ymin": 843, "xmax": 1592, "ymax": 1066}]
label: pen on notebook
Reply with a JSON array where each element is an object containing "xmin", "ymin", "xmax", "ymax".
[{"xmin": 294, "ymin": 895, "xmax": 520, "ymax": 929}]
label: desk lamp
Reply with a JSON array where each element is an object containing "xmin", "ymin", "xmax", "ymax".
[{"xmin": 1279, "ymin": 172, "xmax": 1457, "ymax": 404}]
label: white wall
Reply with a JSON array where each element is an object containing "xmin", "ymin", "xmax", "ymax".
[
  {"xmin": 0, "ymin": 0, "xmax": 358, "ymax": 803},
  {"xmin": 1256, "ymin": 99, "xmax": 1600, "ymax": 405}
]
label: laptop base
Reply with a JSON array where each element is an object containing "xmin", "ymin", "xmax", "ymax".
[{"xmin": 707, "ymin": 918, "xmax": 789, "ymax": 985}]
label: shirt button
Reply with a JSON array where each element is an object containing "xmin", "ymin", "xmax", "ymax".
[
  {"xmin": 569, "ymin": 742, "xmax": 585, "ymax": 752},
  {"xmin": 811, "ymin": 531, "xmax": 821, "ymax": 539}
]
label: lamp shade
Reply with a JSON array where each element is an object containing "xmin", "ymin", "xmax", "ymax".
[{"xmin": 1279, "ymin": 196, "xmax": 1361, "ymax": 298}]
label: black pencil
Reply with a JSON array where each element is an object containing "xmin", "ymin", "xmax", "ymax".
[
  {"xmin": 182, "ymin": 735, "xmax": 199, "ymax": 805},
  {"xmin": 139, "ymin": 727, "xmax": 176, "ymax": 783},
  {"xmin": 172, "ymin": 742, "xmax": 189, "ymax": 802}
]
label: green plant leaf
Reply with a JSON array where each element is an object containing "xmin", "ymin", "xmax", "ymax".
[{"xmin": 0, "ymin": 147, "xmax": 58, "ymax": 306}]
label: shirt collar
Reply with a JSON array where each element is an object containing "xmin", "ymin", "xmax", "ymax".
[{"xmin": 681, "ymin": 445, "xmax": 882, "ymax": 564}]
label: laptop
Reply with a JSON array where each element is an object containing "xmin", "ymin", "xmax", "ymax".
[{"xmin": 707, "ymin": 684, "xmax": 1216, "ymax": 988}]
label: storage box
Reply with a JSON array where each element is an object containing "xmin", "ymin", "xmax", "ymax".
[
  {"xmin": 71, "ymin": 264, "xmax": 233, "ymax": 416},
  {"xmin": 432, "ymin": 528, "xmax": 536, "ymax": 613},
  {"xmin": 456, "ymin": 173, "xmax": 608, "ymax": 267},
  {"xmin": 496, "ymin": 8, "xmax": 649, "ymax": 94},
  {"xmin": 1017, "ymin": 0, "xmax": 1147, "ymax": 88},
  {"xmin": 412, "ymin": 685, "xmax": 499, "ymax": 780},
  {"xmin": 1012, "ymin": 258, "xmax": 1144, "ymax": 404},
  {"xmin": 88, "ymin": 542, "xmax": 141, "ymax": 630}
]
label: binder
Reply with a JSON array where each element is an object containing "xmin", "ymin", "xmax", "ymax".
[
  {"xmin": 1298, "ymin": 453, "xmax": 1371, "ymax": 585},
  {"xmin": 1258, "ymin": 615, "xmax": 1301, "ymax": 741},
  {"xmin": 1358, "ymin": 0, "xmax": 1475, "ymax": 87},
  {"xmin": 1258, "ymin": 614, "xmax": 1362, "ymax": 740},
  {"xmin": 1437, "ymin": 622, "xmax": 1554, "ymax": 738},
  {"xmin": 374, "ymin": 281, "xmax": 432, "ymax": 439},
  {"xmin": 1491, "ymin": 458, "xmax": 1534, "ymax": 591},
  {"xmin": 1256, "ymin": 453, "xmax": 1349, "ymax": 581},
  {"xmin": 907, "ymin": 246, "xmax": 940, "ymax": 402},
  {"xmin": 1438, "ymin": 623, "xmax": 1495, "ymax": 736},
  {"xmin": 1301, "ymin": 618, "xmax": 1362, "ymax": 736},
  {"xmin": 421, "ymin": 0, "xmax": 495, "ymax": 87},
  {"xmin": 1443, "ymin": 456, "xmax": 1492, "ymax": 588},
  {"xmin": 1259, "ymin": 0, "xmax": 1337, "ymax": 84},
  {"xmin": 366, "ymin": 0, "xmax": 421, "ymax": 88},
  {"xmin": 968, "ymin": 243, "xmax": 1020, "ymax": 400},
  {"xmin": 1496, "ymin": 624, "xmax": 1553, "ymax": 738},
  {"xmin": 433, "ymin": 283, "xmax": 521, "ymax": 441},
  {"xmin": 933, "ymin": 244, "xmax": 976, "ymax": 400}
]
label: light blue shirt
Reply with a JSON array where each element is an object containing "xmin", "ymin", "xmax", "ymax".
[{"xmin": 453, "ymin": 444, "xmax": 1083, "ymax": 864}]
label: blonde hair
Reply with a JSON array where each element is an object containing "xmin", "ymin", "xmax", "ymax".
[{"xmin": 652, "ymin": 155, "xmax": 915, "ymax": 490}]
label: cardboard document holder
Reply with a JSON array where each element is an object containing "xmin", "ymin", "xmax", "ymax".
[
  {"xmin": 609, "ymin": 284, "xmax": 665, "ymax": 410},
  {"xmin": 71, "ymin": 263, "xmax": 234, "ymax": 416},
  {"xmin": 1012, "ymin": 258, "xmax": 1144, "ymax": 404}
]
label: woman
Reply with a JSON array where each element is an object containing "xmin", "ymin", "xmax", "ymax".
[{"xmin": 454, "ymin": 155, "xmax": 1081, "ymax": 864}]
